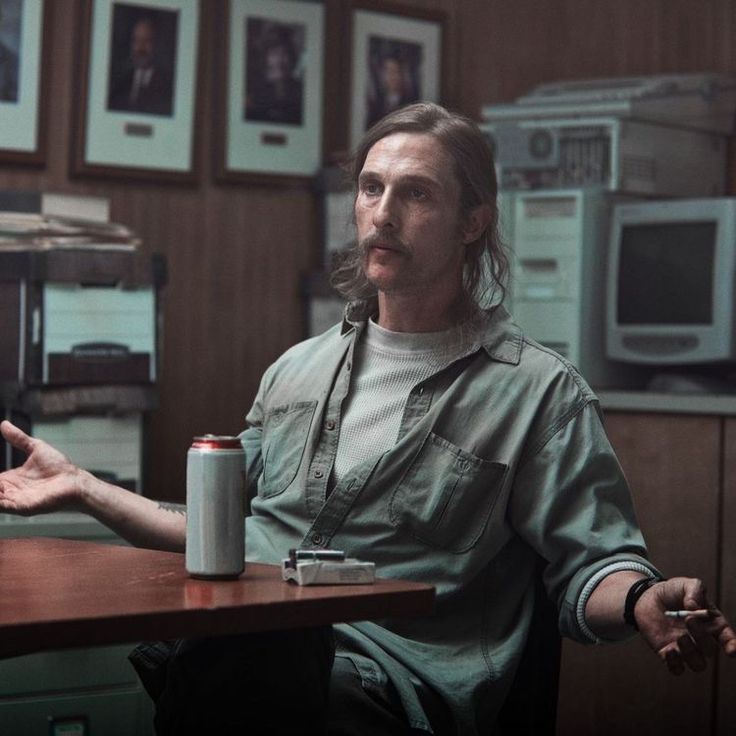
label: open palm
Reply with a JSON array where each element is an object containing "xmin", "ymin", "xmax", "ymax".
[{"xmin": 0, "ymin": 420, "xmax": 80, "ymax": 515}]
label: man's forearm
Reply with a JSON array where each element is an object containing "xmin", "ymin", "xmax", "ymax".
[
  {"xmin": 78, "ymin": 469, "xmax": 186, "ymax": 551},
  {"xmin": 0, "ymin": 419, "xmax": 187, "ymax": 551}
]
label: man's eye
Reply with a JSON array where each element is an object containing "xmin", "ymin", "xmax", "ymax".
[
  {"xmin": 411, "ymin": 188, "xmax": 428, "ymax": 200},
  {"xmin": 363, "ymin": 183, "xmax": 380, "ymax": 195}
]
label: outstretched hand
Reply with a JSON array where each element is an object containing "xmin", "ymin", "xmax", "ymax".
[
  {"xmin": 635, "ymin": 577, "xmax": 736, "ymax": 675},
  {"xmin": 0, "ymin": 420, "xmax": 82, "ymax": 515}
]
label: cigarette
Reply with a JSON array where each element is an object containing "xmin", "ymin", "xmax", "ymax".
[{"xmin": 664, "ymin": 609, "xmax": 713, "ymax": 619}]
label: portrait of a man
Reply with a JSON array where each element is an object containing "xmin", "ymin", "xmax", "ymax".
[
  {"xmin": 365, "ymin": 36, "xmax": 422, "ymax": 130},
  {"xmin": 244, "ymin": 18, "xmax": 304, "ymax": 126},
  {"xmin": 106, "ymin": 3, "xmax": 178, "ymax": 117},
  {"xmin": 0, "ymin": 0, "xmax": 22, "ymax": 103}
]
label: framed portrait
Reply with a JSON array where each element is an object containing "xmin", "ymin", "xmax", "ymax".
[
  {"xmin": 215, "ymin": 0, "xmax": 325, "ymax": 184},
  {"xmin": 349, "ymin": 3, "xmax": 444, "ymax": 149},
  {"xmin": 72, "ymin": 0, "xmax": 202, "ymax": 182},
  {"xmin": 0, "ymin": 0, "xmax": 50, "ymax": 166}
]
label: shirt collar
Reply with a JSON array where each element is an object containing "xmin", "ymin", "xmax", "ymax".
[
  {"xmin": 472, "ymin": 305, "xmax": 522, "ymax": 365},
  {"xmin": 340, "ymin": 300, "xmax": 522, "ymax": 366}
]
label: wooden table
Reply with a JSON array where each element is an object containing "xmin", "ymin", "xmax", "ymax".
[{"xmin": 0, "ymin": 537, "xmax": 435, "ymax": 658}]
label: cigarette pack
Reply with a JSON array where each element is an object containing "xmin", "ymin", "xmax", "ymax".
[{"xmin": 281, "ymin": 558, "xmax": 375, "ymax": 586}]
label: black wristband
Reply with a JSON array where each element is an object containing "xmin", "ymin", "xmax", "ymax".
[{"xmin": 623, "ymin": 577, "xmax": 662, "ymax": 630}]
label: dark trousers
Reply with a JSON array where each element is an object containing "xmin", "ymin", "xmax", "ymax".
[{"xmin": 129, "ymin": 627, "xmax": 436, "ymax": 735}]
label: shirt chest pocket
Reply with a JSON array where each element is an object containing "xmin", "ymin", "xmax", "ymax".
[
  {"xmin": 260, "ymin": 401, "xmax": 316, "ymax": 499},
  {"xmin": 389, "ymin": 432, "xmax": 507, "ymax": 553}
]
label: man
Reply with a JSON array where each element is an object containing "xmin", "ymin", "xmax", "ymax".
[
  {"xmin": 107, "ymin": 14, "xmax": 174, "ymax": 116},
  {"xmin": 1, "ymin": 103, "xmax": 734, "ymax": 735},
  {"xmin": 245, "ymin": 23, "xmax": 304, "ymax": 126},
  {"xmin": 366, "ymin": 54, "xmax": 415, "ymax": 130}
]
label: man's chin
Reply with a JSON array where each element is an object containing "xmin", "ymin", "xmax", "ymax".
[
  {"xmin": 364, "ymin": 270, "xmax": 390, "ymax": 290},
  {"xmin": 364, "ymin": 268, "xmax": 408, "ymax": 294}
]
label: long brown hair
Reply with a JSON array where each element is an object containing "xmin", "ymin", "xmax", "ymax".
[{"xmin": 330, "ymin": 102, "xmax": 509, "ymax": 311}]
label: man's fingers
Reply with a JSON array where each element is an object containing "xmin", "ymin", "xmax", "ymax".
[
  {"xmin": 680, "ymin": 578, "xmax": 707, "ymax": 611},
  {"xmin": 0, "ymin": 420, "xmax": 34, "ymax": 455},
  {"xmin": 662, "ymin": 637, "xmax": 707, "ymax": 675},
  {"xmin": 677, "ymin": 633, "xmax": 707, "ymax": 672},
  {"xmin": 660, "ymin": 614, "xmax": 734, "ymax": 676},
  {"xmin": 686, "ymin": 617, "xmax": 719, "ymax": 658},
  {"xmin": 684, "ymin": 607, "xmax": 736, "ymax": 659},
  {"xmin": 717, "ymin": 623, "xmax": 736, "ymax": 657},
  {"xmin": 664, "ymin": 648, "xmax": 685, "ymax": 675}
]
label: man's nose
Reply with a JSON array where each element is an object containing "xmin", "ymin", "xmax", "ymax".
[{"xmin": 372, "ymin": 191, "xmax": 397, "ymax": 229}]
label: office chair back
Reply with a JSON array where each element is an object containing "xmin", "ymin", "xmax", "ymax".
[{"xmin": 496, "ymin": 567, "xmax": 561, "ymax": 735}]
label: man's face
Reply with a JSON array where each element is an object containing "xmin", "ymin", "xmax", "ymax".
[
  {"xmin": 130, "ymin": 20, "xmax": 155, "ymax": 69},
  {"xmin": 265, "ymin": 44, "xmax": 290, "ymax": 83},
  {"xmin": 355, "ymin": 132, "xmax": 467, "ymax": 300},
  {"xmin": 382, "ymin": 58, "xmax": 403, "ymax": 96}
]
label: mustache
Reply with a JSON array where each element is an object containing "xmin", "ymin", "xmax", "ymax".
[{"xmin": 359, "ymin": 232, "xmax": 409, "ymax": 254}]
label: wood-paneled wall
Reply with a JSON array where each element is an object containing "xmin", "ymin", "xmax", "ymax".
[{"xmin": 2, "ymin": 0, "xmax": 735, "ymax": 502}]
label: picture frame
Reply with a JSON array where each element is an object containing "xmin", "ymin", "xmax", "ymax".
[
  {"xmin": 215, "ymin": 0, "xmax": 325, "ymax": 185},
  {"xmin": 349, "ymin": 2, "xmax": 445, "ymax": 149},
  {"xmin": 0, "ymin": 0, "xmax": 50, "ymax": 167},
  {"xmin": 71, "ymin": 0, "xmax": 202, "ymax": 183}
]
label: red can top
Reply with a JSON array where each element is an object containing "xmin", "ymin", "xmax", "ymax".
[{"xmin": 191, "ymin": 435, "xmax": 242, "ymax": 450}]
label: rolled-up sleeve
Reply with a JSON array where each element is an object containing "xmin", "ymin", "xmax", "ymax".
[{"xmin": 508, "ymin": 399, "xmax": 661, "ymax": 643}]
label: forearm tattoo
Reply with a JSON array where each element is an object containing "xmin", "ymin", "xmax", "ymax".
[{"xmin": 158, "ymin": 502, "xmax": 186, "ymax": 516}]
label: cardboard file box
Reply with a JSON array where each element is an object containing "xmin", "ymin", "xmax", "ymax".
[
  {"xmin": 1, "ymin": 384, "xmax": 157, "ymax": 488},
  {"xmin": 0, "ymin": 248, "xmax": 165, "ymax": 390},
  {"xmin": 1, "ymin": 384, "xmax": 156, "ymax": 539}
]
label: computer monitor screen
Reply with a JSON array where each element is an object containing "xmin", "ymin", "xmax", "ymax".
[
  {"xmin": 617, "ymin": 222, "xmax": 715, "ymax": 325},
  {"xmin": 607, "ymin": 198, "xmax": 736, "ymax": 365}
]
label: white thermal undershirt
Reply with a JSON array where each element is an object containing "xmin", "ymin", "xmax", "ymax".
[{"xmin": 331, "ymin": 318, "xmax": 475, "ymax": 483}]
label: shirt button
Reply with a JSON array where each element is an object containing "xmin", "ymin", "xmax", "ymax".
[
  {"xmin": 325, "ymin": 420, "xmax": 336, "ymax": 431},
  {"xmin": 417, "ymin": 386, "xmax": 425, "ymax": 396},
  {"xmin": 314, "ymin": 468, "xmax": 324, "ymax": 479},
  {"xmin": 311, "ymin": 532, "xmax": 323, "ymax": 545},
  {"xmin": 346, "ymin": 362, "xmax": 352, "ymax": 371}
]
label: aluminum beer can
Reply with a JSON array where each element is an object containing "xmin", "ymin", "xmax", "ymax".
[{"xmin": 185, "ymin": 435, "xmax": 245, "ymax": 579}]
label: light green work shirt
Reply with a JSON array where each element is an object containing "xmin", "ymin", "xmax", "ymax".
[{"xmin": 240, "ymin": 304, "xmax": 657, "ymax": 735}]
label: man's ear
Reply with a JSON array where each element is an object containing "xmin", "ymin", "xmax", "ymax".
[{"xmin": 461, "ymin": 204, "xmax": 493, "ymax": 244}]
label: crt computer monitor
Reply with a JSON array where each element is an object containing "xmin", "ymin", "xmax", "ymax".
[{"xmin": 606, "ymin": 198, "xmax": 736, "ymax": 365}]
